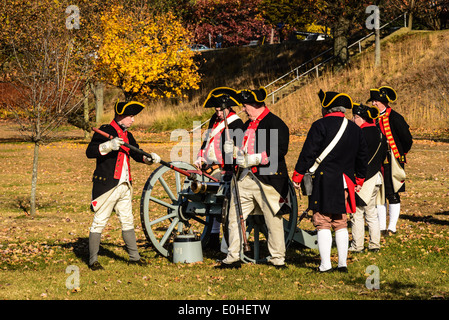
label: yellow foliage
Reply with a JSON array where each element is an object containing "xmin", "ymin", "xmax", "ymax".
[
  {"xmin": 306, "ymin": 22, "xmax": 331, "ymax": 35},
  {"xmin": 95, "ymin": 5, "xmax": 200, "ymax": 100}
]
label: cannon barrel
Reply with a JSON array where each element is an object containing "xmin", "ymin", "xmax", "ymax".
[
  {"xmin": 190, "ymin": 181, "xmax": 221, "ymax": 194},
  {"xmin": 91, "ymin": 127, "xmax": 219, "ymax": 182}
]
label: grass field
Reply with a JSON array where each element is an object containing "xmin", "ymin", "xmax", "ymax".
[{"xmin": 0, "ymin": 127, "xmax": 448, "ymax": 301}]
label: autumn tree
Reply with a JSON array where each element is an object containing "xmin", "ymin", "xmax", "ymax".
[
  {"xmin": 312, "ymin": 1, "xmax": 371, "ymax": 68},
  {"xmin": 94, "ymin": 4, "xmax": 200, "ymax": 101},
  {"xmin": 384, "ymin": 0, "xmax": 446, "ymax": 30},
  {"xmin": 259, "ymin": 0, "xmax": 324, "ymax": 38},
  {"xmin": 184, "ymin": 0, "xmax": 273, "ymax": 47},
  {"xmin": 0, "ymin": 0, "xmax": 92, "ymax": 216}
]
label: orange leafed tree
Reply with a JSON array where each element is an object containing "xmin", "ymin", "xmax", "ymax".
[
  {"xmin": 0, "ymin": 0, "xmax": 93, "ymax": 216},
  {"xmin": 95, "ymin": 5, "xmax": 201, "ymax": 102}
]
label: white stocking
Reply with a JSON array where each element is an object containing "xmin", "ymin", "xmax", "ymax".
[
  {"xmin": 317, "ymin": 229, "xmax": 332, "ymax": 271},
  {"xmin": 388, "ymin": 203, "xmax": 401, "ymax": 232},
  {"xmin": 335, "ymin": 228, "xmax": 348, "ymax": 268}
]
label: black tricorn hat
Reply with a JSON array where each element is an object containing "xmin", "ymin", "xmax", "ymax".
[
  {"xmin": 353, "ymin": 103, "xmax": 380, "ymax": 120},
  {"xmin": 367, "ymin": 86, "xmax": 397, "ymax": 104},
  {"xmin": 236, "ymin": 87, "xmax": 267, "ymax": 104},
  {"xmin": 115, "ymin": 100, "xmax": 145, "ymax": 116},
  {"xmin": 203, "ymin": 87, "xmax": 241, "ymax": 109},
  {"xmin": 318, "ymin": 89, "xmax": 353, "ymax": 109}
]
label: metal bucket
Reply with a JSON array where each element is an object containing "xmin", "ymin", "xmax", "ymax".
[{"xmin": 173, "ymin": 234, "xmax": 203, "ymax": 263}]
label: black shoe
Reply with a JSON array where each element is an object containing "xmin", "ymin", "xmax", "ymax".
[
  {"xmin": 215, "ymin": 260, "xmax": 241, "ymax": 269},
  {"xmin": 89, "ymin": 261, "xmax": 104, "ymax": 271},
  {"xmin": 337, "ymin": 266, "xmax": 348, "ymax": 273},
  {"xmin": 273, "ymin": 264, "xmax": 288, "ymax": 270},
  {"xmin": 316, "ymin": 267, "xmax": 334, "ymax": 273},
  {"xmin": 128, "ymin": 258, "xmax": 149, "ymax": 266},
  {"xmin": 368, "ymin": 248, "xmax": 380, "ymax": 253},
  {"xmin": 380, "ymin": 230, "xmax": 388, "ymax": 236}
]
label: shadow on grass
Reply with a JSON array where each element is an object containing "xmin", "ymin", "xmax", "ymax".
[
  {"xmin": 60, "ymin": 237, "xmax": 130, "ymax": 266},
  {"xmin": 401, "ymin": 212, "xmax": 449, "ymax": 226},
  {"xmin": 285, "ymin": 243, "xmax": 321, "ymax": 270},
  {"xmin": 344, "ymin": 275, "xmax": 438, "ymax": 299}
]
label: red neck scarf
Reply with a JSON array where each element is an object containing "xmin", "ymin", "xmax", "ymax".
[
  {"xmin": 242, "ymin": 107, "xmax": 270, "ymax": 152},
  {"xmin": 110, "ymin": 120, "xmax": 131, "ymax": 180}
]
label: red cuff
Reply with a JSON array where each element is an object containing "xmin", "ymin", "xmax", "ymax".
[
  {"xmin": 260, "ymin": 151, "xmax": 269, "ymax": 165},
  {"xmin": 292, "ymin": 170, "xmax": 304, "ymax": 184},
  {"xmin": 355, "ymin": 177, "xmax": 365, "ymax": 186}
]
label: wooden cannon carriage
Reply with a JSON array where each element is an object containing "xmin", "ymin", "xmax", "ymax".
[{"xmin": 139, "ymin": 161, "xmax": 317, "ymax": 263}]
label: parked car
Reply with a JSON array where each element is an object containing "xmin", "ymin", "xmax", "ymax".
[
  {"xmin": 304, "ymin": 33, "xmax": 328, "ymax": 41},
  {"xmin": 247, "ymin": 40, "xmax": 259, "ymax": 46},
  {"xmin": 189, "ymin": 44, "xmax": 210, "ymax": 51},
  {"xmin": 289, "ymin": 31, "xmax": 329, "ymax": 42}
]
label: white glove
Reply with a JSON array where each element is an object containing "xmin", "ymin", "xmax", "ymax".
[
  {"xmin": 292, "ymin": 181, "xmax": 301, "ymax": 190},
  {"xmin": 236, "ymin": 153, "xmax": 262, "ymax": 168},
  {"xmin": 99, "ymin": 137, "xmax": 124, "ymax": 155},
  {"xmin": 194, "ymin": 156, "xmax": 207, "ymax": 169},
  {"xmin": 150, "ymin": 153, "xmax": 161, "ymax": 163},
  {"xmin": 144, "ymin": 153, "xmax": 161, "ymax": 165},
  {"xmin": 223, "ymin": 140, "xmax": 234, "ymax": 154}
]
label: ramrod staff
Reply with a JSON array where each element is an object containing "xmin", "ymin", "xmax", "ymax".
[
  {"xmin": 92, "ymin": 127, "xmax": 219, "ymax": 182},
  {"xmin": 222, "ymin": 108, "xmax": 250, "ymax": 253}
]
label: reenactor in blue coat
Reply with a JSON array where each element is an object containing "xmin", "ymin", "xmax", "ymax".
[
  {"xmin": 86, "ymin": 101, "xmax": 161, "ymax": 270},
  {"xmin": 350, "ymin": 103, "xmax": 388, "ymax": 252},
  {"xmin": 292, "ymin": 90, "xmax": 368, "ymax": 273},
  {"xmin": 367, "ymin": 86, "xmax": 413, "ymax": 236},
  {"xmin": 217, "ymin": 87, "xmax": 290, "ymax": 269},
  {"xmin": 194, "ymin": 87, "xmax": 244, "ymax": 251}
]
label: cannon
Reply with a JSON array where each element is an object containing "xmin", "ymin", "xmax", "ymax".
[
  {"xmin": 91, "ymin": 127, "xmax": 316, "ymax": 263},
  {"xmin": 139, "ymin": 161, "xmax": 318, "ymax": 263}
]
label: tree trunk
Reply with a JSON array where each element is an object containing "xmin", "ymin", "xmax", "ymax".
[
  {"xmin": 333, "ymin": 16, "xmax": 350, "ymax": 68},
  {"xmin": 84, "ymin": 84, "xmax": 90, "ymax": 139},
  {"xmin": 30, "ymin": 142, "xmax": 39, "ymax": 217},
  {"xmin": 92, "ymin": 82, "xmax": 104, "ymax": 125},
  {"xmin": 408, "ymin": 12, "xmax": 413, "ymax": 30},
  {"xmin": 408, "ymin": 0, "xmax": 415, "ymax": 30}
]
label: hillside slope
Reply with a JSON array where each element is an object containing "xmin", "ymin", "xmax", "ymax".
[
  {"xmin": 268, "ymin": 29, "xmax": 449, "ymax": 139},
  {"xmin": 196, "ymin": 40, "xmax": 330, "ymax": 91}
]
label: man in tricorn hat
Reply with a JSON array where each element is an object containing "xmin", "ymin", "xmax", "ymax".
[
  {"xmin": 194, "ymin": 87, "xmax": 244, "ymax": 172},
  {"xmin": 86, "ymin": 100, "xmax": 161, "ymax": 270},
  {"xmin": 216, "ymin": 87, "xmax": 290, "ymax": 269},
  {"xmin": 292, "ymin": 90, "xmax": 368, "ymax": 273},
  {"xmin": 367, "ymin": 86, "xmax": 413, "ymax": 236},
  {"xmin": 194, "ymin": 87, "xmax": 244, "ymax": 250},
  {"xmin": 350, "ymin": 103, "xmax": 388, "ymax": 252}
]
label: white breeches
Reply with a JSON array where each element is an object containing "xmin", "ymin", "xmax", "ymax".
[{"xmin": 90, "ymin": 183, "xmax": 135, "ymax": 233}]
